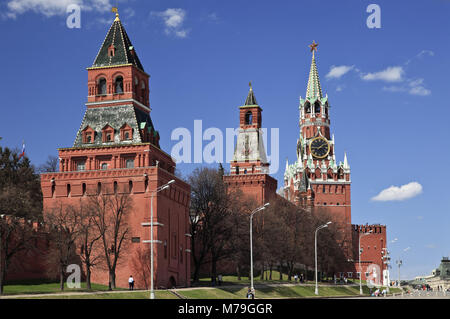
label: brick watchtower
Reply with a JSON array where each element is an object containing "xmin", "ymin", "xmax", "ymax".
[
  {"xmin": 40, "ymin": 12, "xmax": 191, "ymax": 289},
  {"xmin": 223, "ymin": 84, "xmax": 277, "ymax": 205},
  {"xmin": 283, "ymin": 42, "xmax": 352, "ymax": 258}
]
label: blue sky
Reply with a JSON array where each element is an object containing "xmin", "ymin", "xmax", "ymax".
[{"xmin": 1, "ymin": 0, "xmax": 449, "ymax": 279}]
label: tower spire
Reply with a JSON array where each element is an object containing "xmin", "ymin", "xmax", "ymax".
[
  {"xmin": 244, "ymin": 81, "xmax": 258, "ymax": 106},
  {"xmin": 306, "ymin": 41, "xmax": 323, "ymax": 101},
  {"xmin": 112, "ymin": 6, "xmax": 120, "ymax": 21}
]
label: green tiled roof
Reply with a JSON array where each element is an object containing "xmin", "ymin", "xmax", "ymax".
[
  {"xmin": 306, "ymin": 54, "xmax": 323, "ymax": 101},
  {"xmin": 91, "ymin": 18, "xmax": 144, "ymax": 71},
  {"xmin": 73, "ymin": 105, "xmax": 157, "ymax": 147}
]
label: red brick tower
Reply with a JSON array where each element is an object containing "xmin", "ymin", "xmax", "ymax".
[
  {"xmin": 283, "ymin": 42, "xmax": 352, "ymax": 258},
  {"xmin": 352, "ymin": 224, "xmax": 387, "ymax": 282},
  {"xmin": 40, "ymin": 12, "xmax": 191, "ymax": 289},
  {"xmin": 223, "ymin": 83, "xmax": 277, "ymax": 205}
]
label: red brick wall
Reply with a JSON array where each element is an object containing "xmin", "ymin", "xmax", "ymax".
[{"xmin": 41, "ymin": 165, "xmax": 191, "ymax": 289}]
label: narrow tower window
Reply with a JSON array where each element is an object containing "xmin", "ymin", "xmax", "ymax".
[
  {"xmin": 115, "ymin": 76, "xmax": 123, "ymax": 94},
  {"xmin": 141, "ymin": 81, "xmax": 146, "ymax": 101},
  {"xmin": 128, "ymin": 180, "xmax": 133, "ymax": 193},
  {"xmin": 245, "ymin": 111, "xmax": 253, "ymax": 125},
  {"xmin": 98, "ymin": 78, "xmax": 107, "ymax": 95},
  {"xmin": 314, "ymin": 102, "xmax": 321, "ymax": 113}
]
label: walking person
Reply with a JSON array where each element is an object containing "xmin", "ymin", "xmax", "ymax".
[
  {"xmin": 218, "ymin": 274, "xmax": 223, "ymax": 286},
  {"xmin": 129, "ymin": 275, "xmax": 135, "ymax": 290}
]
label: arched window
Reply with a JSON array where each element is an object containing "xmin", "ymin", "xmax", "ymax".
[
  {"xmin": 98, "ymin": 78, "xmax": 107, "ymax": 95},
  {"xmin": 305, "ymin": 102, "xmax": 311, "ymax": 113},
  {"xmin": 97, "ymin": 182, "xmax": 102, "ymax": 195},
  {"xmin": 314, "ymin": 102, "xmax": 321, "ymax": 113},
  {"xmin": 115, "ymin": 76, "xmax": 123, "ymax": 94},
  {"xmin": 51, "ymin": 184, "xmax": 55, "ymax": 198},
  {"xmin": 67, "ymin": 184, "xmax": 71, "ymax": 197},
  {"xmin": 245, "ymin": 111, "xmax": 253, "ymax": 125},
  {"xmin": 244, "ymin": 168, "xmax": 247, "ymax": 174},
  {"xmin": 235, "ymin": 166, "xmax": 239, "ymax": 175},
  {"xmin": 141, "ymin": 81, "xmax": 146, "ymax": 100},
  {"xmin": 113, "ymin": 181, "xmax": 118, "ymax": 194},
  {"xmin": 124, "ymin": 131, "xmax": 130, "ymax": 140},
  {"xmin": 82, "ymin": 183, "xmax": 86, "ymax": 196},
  {"xmin": 101, "ymin": 163, "xmax": 108, "ymax": 170},
  {"xmin": 128, "ymin": 180, "xmax": 133, "ymax": 193}
]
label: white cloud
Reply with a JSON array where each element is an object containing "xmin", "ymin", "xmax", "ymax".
[
  {"xmin": 409, "ymin": 85, "xmax": 431, "ymax": 96},
  {"xmin": 371, "ymin": 181, "xmax": 423, "ymax": 202},
  {"xmin": 417, "ymin": 50, "xmax": 434, "ymax": 58},
  {"xmin": 336, "ymin": 85, "xmax": 344, "ymax": 92},
  {"xmin": 4, "ymin": 0, "xmax": 116, "ymax": 18},
  {"xmin": 326, "ymin": 65, "xmax": 354, "ymax": 79},
  {"xmin": 382, "ymin": 78, "xmax": 430, "ymax": 96},
  {"xmin": 362, "ymin": 66, "xmax": 404, "ymax": 82},
  {"xmin": 6, "ymin": 0, "xmax": 81, "ymax": 18},
  {"xmin": 152, "ymin": 8, "xmax": 189, "ymax": 38}
]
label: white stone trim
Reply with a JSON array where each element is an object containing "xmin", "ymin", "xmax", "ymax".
[
  {"xmin": 142, "ymin": 240, "xmax": 163, "ymax": 244},
  {"xmin": 86, "ymin": 98, "xmax": 151, "ymax": 112},
  {"xmin": 141, "ymin": 222, "xmax": 164, "ymax": 227}
]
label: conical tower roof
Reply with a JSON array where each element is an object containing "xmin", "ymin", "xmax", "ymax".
[
  {"xmin": 244, "ymin": 82, "xmax": 258, "ymax": 106},
  {"xmin": 91, "ymin": 13, "xmax": 144, "ymax": 71},
  {"xmin": 305, "ymin": 41, "xmax": 323, "ymax": 101}
]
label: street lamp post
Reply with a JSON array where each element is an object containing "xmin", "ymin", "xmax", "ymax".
[
  {"xmin": 250, "ymin": 203, "xmax": 269, "ymax": 297},
  {"xmin": 381, "ymin": 248, "xmax": 391, "ymax": 293},
  {"xmin": 143, "ymin": 179, "xmax": 175, "ymax": 300},
  {"xmin": 315, "ymin": 221, "xmax": 331, "ymax": 295},
  {"xmin": 359, "ymin": 230, "xmax": 373, "ymax": 295},
  {"xmin": 396, "ymin": 259, "xmax": 402, "ymax": 287}
]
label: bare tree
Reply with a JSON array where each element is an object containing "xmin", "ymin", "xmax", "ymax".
[
  {"xmin": 44, "ymin": 203, "xmax": 81, "ymax": 291},
  {"xmin": 131, "ymin": 246, "xmax": 151, "ymax": 289},
  {"xmin": 77, "ymin": 199, "xmax": 102, "ymax": 290},
  {"xmin": 37, "ymin": 155, "xmax": 59, "ymax": 173},
  {"xmin": 89, "ymin": 191, "xmax": 132, "ymax": 290},
  {"xmin": 0, "ymin": 215, "xmax": 37, "ymax": 294},
  {"xmin": 188, "ymin": 166, "xmax": 240, "ymax": 284}
]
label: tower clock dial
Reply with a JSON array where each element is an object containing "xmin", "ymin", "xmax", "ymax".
[{"xmin": 309, "ymin": 136, "xmax": 330, "ymax": 159}]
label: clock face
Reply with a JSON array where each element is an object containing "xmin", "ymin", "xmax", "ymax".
[{"xmin": 309, "ymin": 137, "xmax": 330, "ymax": 159}]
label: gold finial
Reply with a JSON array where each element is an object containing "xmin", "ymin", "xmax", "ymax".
[
  {"xmin": 309, "ymin": 40, "xmax": 318, "ymax": 57},
  {"xmin": 112, "ymin": 7, "xmax": 120, "ymax": 21},
  {"xmin": 249, "ymin": 81, "xmax": 252, "ymax": 89}
]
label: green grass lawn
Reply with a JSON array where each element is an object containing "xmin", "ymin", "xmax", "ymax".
[
  {"xmin": 195, "ymin": 271, "xmax": 366, "ymax": 286},
  {"xmin": 27, "ymin": 291, "xmax": 177, "ymax": 299},
  {"xmin": 177, "ymin": 285, "xmax": 396, "ymax": 299},
  {"xmin": 1, "ymin": 275, "xmax": 401, "ymax": 299},
  {"xmin": 2, "ymin": 281, "xmax": 123, "ymax": 296}
]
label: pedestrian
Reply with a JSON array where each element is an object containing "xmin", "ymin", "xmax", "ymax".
[
  {"xmin": 129, "ymin": 275, "xmax": 135, "ymax": 290},
  {"xmin": 218, "ymin": 274, "xmax": 223, "ymax": 286},
  {"xmin": 294, "ymin": 274, "xmax": 298, "ymax": 283},
  {"xmin": 246, "ymin": 287, "xmax": 253, "ymax": 299}
]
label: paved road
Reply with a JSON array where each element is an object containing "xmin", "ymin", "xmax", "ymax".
[{"xmin": 342, "ymin": 290, "xmax": 450, "ymax": 299}]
